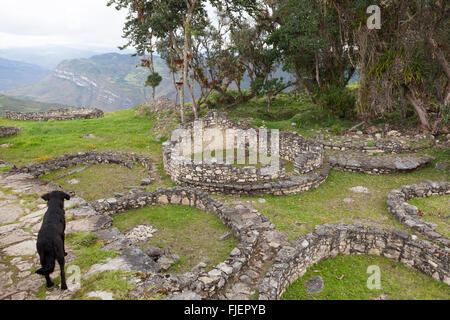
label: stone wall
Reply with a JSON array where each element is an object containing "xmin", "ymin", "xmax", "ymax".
[
  {"xmin": 322, "ymin": 139, "xmax": 433, "ymax": 154},
  {"xmin": 387, "ymin": 181, "xmax": 450, "ymax": 247},
  {"xmin": 11, "ymin": 151, "xmax": 153, "ymax": 177},
  {"xmin": 0, "ymin": 126, "xmax": 22, "ymax": 138},
  {"xmin": 87, "ymin": 186, "xmax": 274, "ymax": 298},
  {"xmin": 163, "ymin": 112, "xmax": 328, "ymax": 195},
  {"xmin": 258, "ymin": 224, "xmax": 450, "ymax": 300},
  {"xmin": 327, "ymin": 152, "xmax": 434, "ymax": 174},
  {"xmin": 5, "ymin": 107, "xmax": 104, "ymax": 121}
]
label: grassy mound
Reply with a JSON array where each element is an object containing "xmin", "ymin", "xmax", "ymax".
[
  {"xmin": 282, "ymin": 254, "xmax": 450, "ymax": 300},
  {"xmin": 112, "ymin": 205, "xmax": 238, "ymax": 273}
]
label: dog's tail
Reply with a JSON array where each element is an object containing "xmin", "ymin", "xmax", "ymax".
[{"xmin": 35, "ymin": 252, "xmax": 55, "ymax": 276}]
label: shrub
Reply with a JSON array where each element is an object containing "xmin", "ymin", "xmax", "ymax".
[{"xmin": 317, "ymin": 87, "xmax": 356, "ymax": 119}]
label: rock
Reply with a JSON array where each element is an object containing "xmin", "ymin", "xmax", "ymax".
[
  {"xmin": 343, "ymin": 198, "xmax": 355, "ymax": 204},
  {"xmin": 140, "ymin": 178, "xmax": 154, "ymax": 186},
  {"xmin": 67, "ymin": 179, "xmax": 81, "ymax": 185},
  {"xmin": 0, "ymin": 230, "xmax": 31, "ymax": 247},
  {"xmin": 219, "ymin": 232, "xmax": 232, "ymax": 241},
  {"xmin": 435, "ymin": 162, "xmax": 448, "ymax": 171},
  {"xmin": 349, "ymin": 186, "xmax": 370, "ymax": 194},
  {"xmin": 230, "ymin": 248, "xmax": 241, "ymax": 256},
  {"xmin": 87, "ymin": 291, "xmax": 114, "ymax": 300},
  {"xmin": 375, "ymin": 294, "xmax": 391, "ymax": 300},
  {"xmin": 387, "ymin": 130, "xmax": 400, "ymax": 137},
  {"xmin": 239, "ymin": 275, "xmax": 254, "ymax": 285},
  {"xmin": 305, "ymin": 276, "xmax": 324, "ymax": 294},
  {"xmin": 0, "ymin": 204, "xmax": 23, "ymax": 224},
  {"xmin": 157, "ymin": 255, "xmax": 175, "ymax": 271},
  {"xmin": 143, "ymin": 246, "xmax": 163, "ymax": 258},
  {"xmin": 86, "ymin": 247, "xmax": 161, "ymax": 276},
  {"xmin": 66, "ymin": 215, "xmax": 113, "ymax": 234},
  {"xmin": 258, "ymin": 198, "xmax": 267, "ymax": 204},
  {"xmin": 165, "ymin": 291, "xmax": 203, "ymax": 300},
  {"xmin": 64, "ymin": 197, "xmax": 86, "ymax": 209},
  {"xmin": 125, "ymin": 225, "xmax": 157, "ymax": 244},
  {"xmin": 3, "ymin": 240, "xmax": 36, "ymax": 256},
  {"xmin": 193, "ymin": 262, "xmax": 208, "ymax": 272},
  {"xmin": 83, "ymin": 134, "xmax": 97, "ymax": 139}
]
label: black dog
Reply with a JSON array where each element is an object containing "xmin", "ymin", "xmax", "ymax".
[{"xmin": 36, "ymin": 191, "xmax": 71, "ymax": 290}]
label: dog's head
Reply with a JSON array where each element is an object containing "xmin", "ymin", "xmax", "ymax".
[{"xmin": 41, "ymin": 191, "xmax": 71, "ymax": 209}]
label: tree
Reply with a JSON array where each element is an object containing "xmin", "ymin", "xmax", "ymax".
[
  {"xmin": 145, "ymin": 72, "xmax": 163, "ymax": 98},
  {"xmin": 333, "ymin": 0, "xmax": 449, "ymax": 132},
  {"xmin": 268, "ymin": 0, "xmax": 357, "ymax": 103},
  {"xmin": 251, "ymin": 77, "xmax": 287, "ymax": 112}
]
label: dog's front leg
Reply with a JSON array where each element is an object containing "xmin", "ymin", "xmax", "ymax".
[{"xmin": 44, "ymin": 274, "xmax": 54, "ymax": 288}]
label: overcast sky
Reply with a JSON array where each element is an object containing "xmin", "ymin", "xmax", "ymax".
[{"xmin": 0, "ymin": 0, "xmax": 129, "ymax": 50}]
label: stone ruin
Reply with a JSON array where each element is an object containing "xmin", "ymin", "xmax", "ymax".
[
  {"xmin": 0, "ymin": 126, "xmax": 22, "ymax": 138},
  {"xmin": 5, "ymin": 107, "xmax": 104, "ymax": 121},
  {"xmin": 163, "ymin": 112, "xmax": 330, "ymax": 195},
  {"xmin": 259, "ymin": 224, "xmax": 450, "ymax": 300},
  {"xmin": 387, "ymin": 181, "xmax": 450, "ymax": 247},
  {"xmin": 10, "ymin": 151, "xmax": 153, "ymax": 178}
]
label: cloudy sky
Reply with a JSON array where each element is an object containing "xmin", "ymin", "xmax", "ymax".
[{"xmin": 0, "ymin": 0, "xmax": 129, "ymax": 50}]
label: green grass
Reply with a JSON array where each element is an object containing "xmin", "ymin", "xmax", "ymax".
[
  {"xmin": 0, "ymin": 108, "xmax": 159, "ymax": 167},
  {"xmin": 71, "ymin": 270, "xmax": 137, "ymax": 300},
  {"xmin": 409, "ymin": 195, "xmax": 450, "ymax": 238},
  {"xmin": 112, "ymin": 205, "xmax": 238, "ymax": 273},
  {"xmin": 41, "ymin": 163, "xmax": 150, "ymax": 201},
  {"xmin": 65, "ymin": 232, "xmax": 119, "ymax": 272},
  {"xmin": 282, "ymin": 254, "xmax": 450, "ymax": 300},
  {"xmin": 216, "ymin": 164, "xmax": 449, "ymax": 241},
  {"xmin": 217, "ymin": 94, "xmax": 353, "ymax": 138}
]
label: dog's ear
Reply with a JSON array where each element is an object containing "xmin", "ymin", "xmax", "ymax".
[{"xmin": 41, "ymin": 193, "xmax": 51, "ymax": 201}]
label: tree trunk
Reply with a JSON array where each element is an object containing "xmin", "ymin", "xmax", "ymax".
[
  {"xmin": 406, "ymin": 86, "xmax": 431, "ymax": 132},
  {"xmin": 295, "ymin": 70, "xmax": 316, "ymax": 104},
  {"xmin": 266, "ymin": 95, "xmax": 272, "ymax": 112},
  {"xmin": 315, "ymin": 51, "xmax": 321, "ymax": 88},
  {"xmin": 429, "ymin": 36, "xmax": 450, "ymax": 106}
]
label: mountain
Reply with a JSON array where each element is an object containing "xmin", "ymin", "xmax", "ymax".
[
  {"xmin": 0, "ymin": 58, "xmax": 51, "ymax": 91},
  {"xmin": 0, "ymin": 46, "xmax": 103, "ymax": 70},
  {"xmin": 0, "ymin": 94, "xmax": 73, "ymax": 116},
  {"xmin": 3, "ymin": 53, "xmax": 176, "ymax": 112}
]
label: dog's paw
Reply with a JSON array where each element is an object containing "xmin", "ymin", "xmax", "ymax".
[
  {"xmin": 61, "ymin": 284, "xmax": 68, "ymax": 290},
  {"xmin": 64, "ymin": 252, "xmax": 68, "ymax": 257},
  {"xmin": 46, "ymin": 282, "xmax": 55, "ymax": 288}
]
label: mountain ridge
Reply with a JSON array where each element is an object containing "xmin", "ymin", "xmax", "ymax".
[{"xmin": 3, "ymin": 53, "xmax": 176, "ymax": 112}]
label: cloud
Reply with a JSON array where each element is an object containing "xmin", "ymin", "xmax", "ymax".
[{"xmin": 0, "ymin": 0, "xmax": 128, "ymax": 49}]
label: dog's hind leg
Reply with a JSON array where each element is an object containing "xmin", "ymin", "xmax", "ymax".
[{"xmin": 57, "ymin": 256, "xmax": 67, "ymax": 290}]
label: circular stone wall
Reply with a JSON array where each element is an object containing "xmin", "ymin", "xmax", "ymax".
[
  {"xmin": 258, "ymin": 224, "xmax": 450, "ymax": 300},
  {"xmin": 87, "ymin": 186, "xmax": 271, "ymax": 298},
  {"xmin": 5, "ymin": 107, "xmax": 104, "ymax": 121},
  {"xmin": 10, "ymin": 151, "xmax": 153, "ymax": 177},
  {"xmin": 387, "ymin": 181, "xmax": 449, "ymax": 247},
  {"xmin": 0, "ymin": 126, "xmax": 22, "ymax": 138},
  {"xmin": 163, "ymin": 112, "xmax": 329, "ymax": 195}
]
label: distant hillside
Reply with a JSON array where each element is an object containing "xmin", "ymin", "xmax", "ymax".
[
  {"xmin": 3, "ymin": 53, "xmax": 177, "ymax": 112},
  {"xmin": 0, "ymin": 94, "xmax": 73, "ymax": 116},
  {"xmin": 0, "ymin": 58, "xmax": 51, "ymax": 91},
  {"xmin": 0, "ymin": 46, "xmax": 101, "ymax": 70}
]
